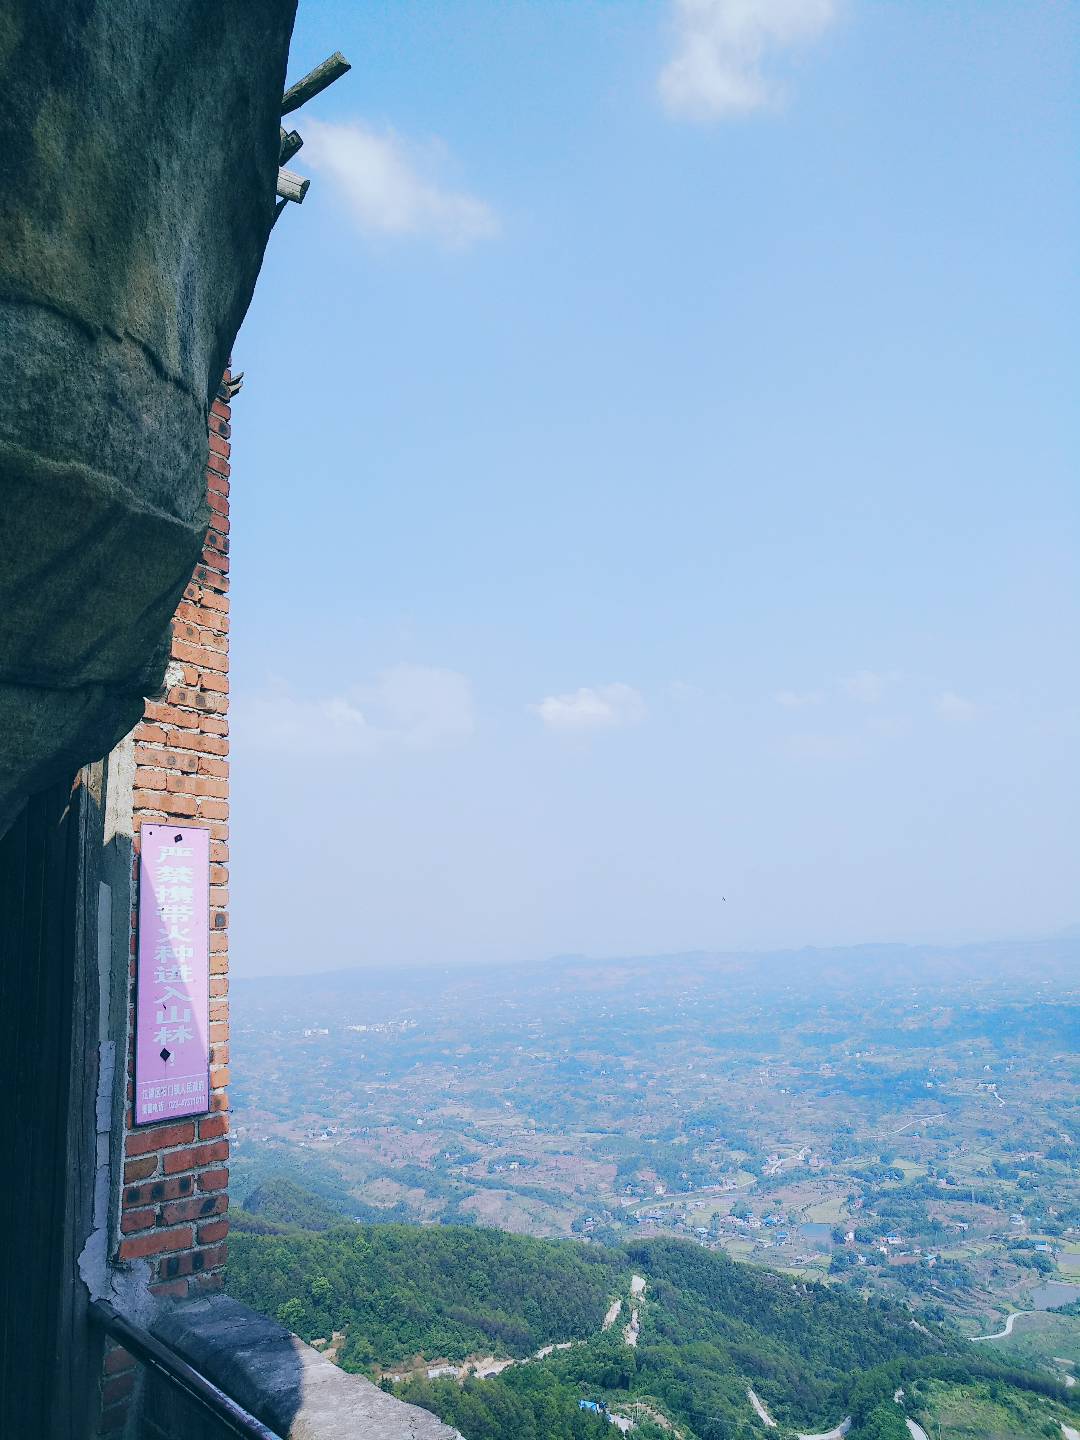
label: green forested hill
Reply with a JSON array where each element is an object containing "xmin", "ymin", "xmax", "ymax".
[
  {"xmin": 227, "ymin": 1185, "xmax": 1079, "ymax": 1440},
  {"xmin": 228, "ymin": 1217, "xmax": 622, "ymax": 1368}
]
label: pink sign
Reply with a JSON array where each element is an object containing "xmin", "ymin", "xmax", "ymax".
[{"xmin": 135, "ymin": 825, "xmax": 211, "ymax": 1125}]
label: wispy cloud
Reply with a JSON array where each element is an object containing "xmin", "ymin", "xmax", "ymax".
[
  {"xmin": 774, "ymin": 688, "xmax": 824, "ymax": 708},
  {"xmin": 531, "ymin": 683, "xmax": 646, "ymax": 734},
  {"xmin": 783, "ymin": 731, "xmax": 862, "ymax": 762},
  {"xmin": 659, "ymin": 0, "xmax": 838, "ymax": 121},
  {"xmin": 842, "ymin": 669, "xmax": 898, "ymax": 704},
  {"xmin": 936, "ymin": 691, "xmax": 977, "ymax": 722},
  {"xmin": 302, "ymin": 118, "xmax": 498, "ymax": 247},
  {"xmin": 236, "ymin": 664, "xmax": 475, "ymax": 756}
]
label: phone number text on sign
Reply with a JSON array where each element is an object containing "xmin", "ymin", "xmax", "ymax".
[{"xmin": 134, "ymin": 825, "xmax": 211, "ymax": 1125}]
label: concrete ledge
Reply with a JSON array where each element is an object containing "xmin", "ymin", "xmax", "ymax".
[{"xmin": 150, "ymin": 1295, "xmax": 462, "ymax": 1439}]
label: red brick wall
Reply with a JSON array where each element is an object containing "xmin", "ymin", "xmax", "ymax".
[{"xmin": 116, "ymin": 376, "xmax": 233, "ymax": 1301}]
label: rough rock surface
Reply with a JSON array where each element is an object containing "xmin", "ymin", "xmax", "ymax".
[
  {"xmin": 0, "ymin": 0, "xmax": 297, "ymax": 833},
  {"xmin": 151, "ymin": 1296, "xmax": 464, "ymax": 1439}
]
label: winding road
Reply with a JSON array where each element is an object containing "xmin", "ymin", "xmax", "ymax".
[
  {"xmin": 970, "ymin": 1310, "xmax": 1032, "ymax": 1341},
  {"xmin": 745, "ymin": 1387, "xmax": 851, "ymax": 1438}
]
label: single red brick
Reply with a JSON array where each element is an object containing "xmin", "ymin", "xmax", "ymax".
[
  {"xmin": 162, "ymin": 1139, "xmax": 229, "ymax": 1175},
  {"xmin": 133, "ymin": 789, "xmax": 197, "ymax": 818},
  {"xmin": 124, "ymin": 1121, "xmax": 195, "ymax": 1158},
  {"xmin": 134, "ymin": 766, "xmax": 168, "ymax": 789},
  {"xmin": 166, "ymin": 686, "xmax": 227, "ymax": 715},
  {"xmin": 209, "ymin": 1066, "xmax": 230, "ymax": 1090},
  {"xmin": 170, "ymin": 729, "xmax": 228, "ymax": 755},
  {"xmin": 198, "ymin": 1114, "xmax": 229, "ymax": 1140},
  {"xmin": 160, "ymin": 1192, "xmax": 227, "ymax": 1225},
  {"xmin": 117, "ymin": 1226, "xmax": 193, "ymax": 1261},
  {"xmin": 197, "ymin": 1218, "xmax": 229, "ymax": 1245},
  {"xmin": 126, "ymin": 1174, "xmax": 195, "ymax": 1208},
  {"xmin": 136, "ymin": 745, "xmax": 198, "ymax": 774},
  {"xmin": 120, "ymin": 1207, "xmax": 157, "ymax": 1234},
  {"xmin": 198, "ymin": 1242, "xmax": 228, "ymax": 1270},
  {"xmin": 132, "ymin": 722, "xmax": 168, "ymax": 745},
  {"xmin": 123, "ymin": 1156, "xmax": 158, "ymax": 1184},
  {"xmin": 165, "ymin": 773, "xmax": 227, "ymax": 798},
  {"xmin": 157, "ymin": 1251, "xmax": 197, "ymax": 1279},
  {"xmin": 101, "ymin": 1372, "xmax": 135, "ymax": 1407},
  {"xmin": 104, "ymin": 1345, "xmax": 135, "ymax": 1375},
  {"xmin": 150, "ymin": 1279, "xmax": 190, "ymax": 1300},
  {"xmin": 198, "ymin": 1167, "xmax": 229, "ymax": 1192},
  {"xmin": 168, "ymin": 639, "xmax": 214, "ymax": 669},
  {"xmin": 143, "ymin": 702, "xmax": 199, "ymax": 730}
]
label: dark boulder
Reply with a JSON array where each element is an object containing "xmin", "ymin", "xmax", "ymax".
[{"xmin": 0, "ymin": 0, "xmax": 297, "ymax": 832}]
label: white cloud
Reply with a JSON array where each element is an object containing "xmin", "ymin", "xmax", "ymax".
[
  {"xmin": 659, "ymin": 0, "xmax": 838, "ymax": 120},
  {"xmin": 868, "ymin": 713, "xmax": 912, "ymax": 741},
  {"xmin": 531, "ymin": 683, "xmax": 646, "ymax": 734},
  {"xmin": 774, "ymin": 688, "xmax": 823, "ymax": 708},
  {"xmin": 936, "ymin": 691, "xmax": 976, "ymax": 722},
  {"xmin": 302, "ymin": 118, "xmax": 498, "ymax": 247},
  {"xmin": 236, "ymin": 664, "xmax": 474, "ymax": 756},
  {"xmin": 842, "ymin": 669, "xmax": 897, "ymax": 704},
  {"xmin": 783, "ymin": 731, "xmax": 861, "ymax": 762}
]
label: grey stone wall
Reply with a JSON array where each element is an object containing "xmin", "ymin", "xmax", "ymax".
[{"xmin": 143, "ymin": 1296, "xmax": 463, "ymax": 1440}]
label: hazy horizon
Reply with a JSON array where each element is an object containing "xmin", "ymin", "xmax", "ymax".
[{"xmin": 230, "ymin": 928, "xmax": 1080, "ymax": 983}]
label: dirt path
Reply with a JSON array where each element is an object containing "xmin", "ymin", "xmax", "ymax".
[
  {"xmin": 905, "ymin": 1420, "xmax": 930, "ymax": 1440},
  {"xmin": 747, "ymin": 1388, "xmax": 778, "ymax": 1428},
  {"xmin": 603, "ymin": 1298, "xmax": 622, "ymax": 1330},
  {"xmin": 624, "ymin": 1308, "xmax": 640, "ymax": 1347},
  {"xmin": 746, "ymin": 1385, "xmax": 850, "ymax": 1438},
  {"xmin": 534, "ymin": 1340, "xmax": 575, "ymax": 1359}
]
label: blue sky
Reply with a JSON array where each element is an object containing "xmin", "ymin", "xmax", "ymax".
[{"xmin": 228, "ymin": 0, "xmax": 1077, "ymax": 975}]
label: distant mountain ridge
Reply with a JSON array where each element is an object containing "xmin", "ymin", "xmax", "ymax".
[{"xmin": 234, "ymin": 934, "xmax": 1080, "ymax": 992}]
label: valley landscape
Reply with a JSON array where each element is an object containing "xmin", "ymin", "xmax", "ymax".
[{"xmin": 226, "ymin": 938, "xmax": 1080, "ymax": 1439}]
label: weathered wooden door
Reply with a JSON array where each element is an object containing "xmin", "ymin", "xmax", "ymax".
[{"xmin": 0, "ymin": 774, "xmax": 102, "ymax": 1438}]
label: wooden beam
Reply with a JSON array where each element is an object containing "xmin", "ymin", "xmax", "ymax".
[
  {"xmin": 279, "ymin": 127, "xmax": 303, "ymax": 165},
  {"xmin": 281, "ymin": 51, "xmax": 351, "ymax": 116},
  {"xmin": 275, "ymin": 167, "xmax": 310, "ymax": 204}
]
